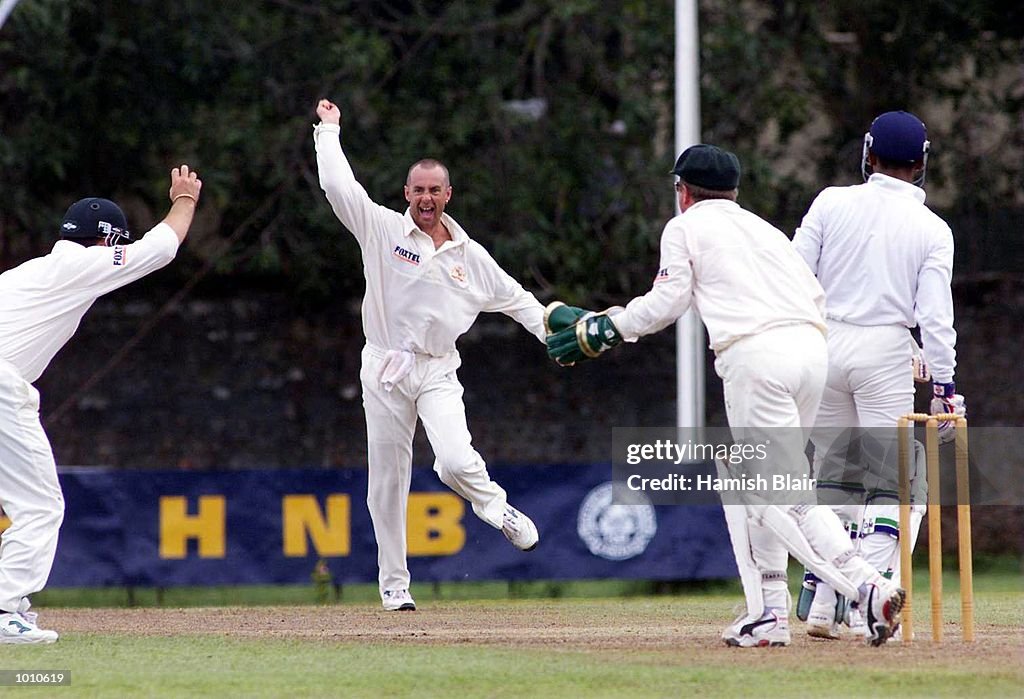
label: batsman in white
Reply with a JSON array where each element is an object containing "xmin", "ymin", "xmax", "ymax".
[
  {"xmin": 791, "ymin": 110, "xmax": 963, "ymax": 640},
  {"xmin": 546, "ymin": 145, "xmax": 905, "ymax": 647},
  {"xmin": 0, "ymin": 165, "xmax": 202, "ymax": 643},
  {"xmin": 313, "ymin": 99, "xmax": 542, "ymax": 612}
]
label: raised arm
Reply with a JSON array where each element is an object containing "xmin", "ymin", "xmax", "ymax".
[
  {"xmin": 313, "ymin": 98, "xmax": 402, "ymax": 246},
  {"xmin": 163, "ymin": 164, "xmax": 202, "ymax": 243},
  {"xmin": 69, "ymin": 165, "xmax": 199, "ymax": 298}
]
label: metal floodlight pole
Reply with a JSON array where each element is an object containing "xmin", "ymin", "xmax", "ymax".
[
  {"xmin": 675, "ymin": 0, "xmax": 705, "ymax": 435},
  {"xmin": 0, "ymin": 0, "xmax": 23, "ymax": 31}
]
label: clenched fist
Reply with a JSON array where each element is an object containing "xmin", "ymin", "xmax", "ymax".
[{"xmin": 317, "ymin": 99, "xmax": 341, "ymax": 126}]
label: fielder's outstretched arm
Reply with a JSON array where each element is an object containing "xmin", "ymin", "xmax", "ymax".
[
  {"xmin": 68, "ymin": 165, "xmax": 202, "ymax": 300},
  {"xmin": 163, "ymin": 164, "xmax": 202, "ymax": 243},
  {"xmin": 605, "ymin": 218, "xmax": 694, "ymax": 340},
  {"xmin": 544, "ymin": 218, "xmax": 693, "ymax": 366},
  {"xmin": 477, "ymin": 248, "xmax": 546, "ymax": 342}
]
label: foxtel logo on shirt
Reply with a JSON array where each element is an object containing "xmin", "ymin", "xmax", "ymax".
[
  {"xmin": 654, "ymin": 267, "xmax": 670, "ymax": 283},
  {"xmin": 112, "ymin": 246, "xmax": 127, "ymax": 266},
  {"xmin": 393, "ymin": 245, "xmax": 421, "ymax": 266}
]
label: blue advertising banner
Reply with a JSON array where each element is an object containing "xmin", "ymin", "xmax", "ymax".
[{"xmin": 41, "ymin": 463, "xmax": 737, "ymax": 587}]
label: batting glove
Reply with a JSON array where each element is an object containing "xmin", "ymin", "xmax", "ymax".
[
  {"xmin": 910, "ymin": 338, "xmax": 930, "ymax": 383},
  {"xmin": 929, "ymin": 382, "xmax": 966, "ymax": 445}
]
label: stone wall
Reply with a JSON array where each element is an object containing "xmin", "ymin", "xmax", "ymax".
[{"xmin": 34, "ymin": 277, "xmax": 1024, "ymax": 554}]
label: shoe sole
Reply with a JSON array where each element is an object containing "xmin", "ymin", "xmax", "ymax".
[
  {"xmin": 807, "ymin": 624, "xmax": 840, "ymax": 640},
  {"xmin": 504, "ymin": 529, "xmax": 539, "ymax": 552},
  {"xmin": 0, "ymin": 636, "xmax": 58, "ymax": 644},
  {"xmin": 522, "ymin": 523, "xmax": 539, "ymax": 551},
  {"xmin": 723, "ymin": 637, "xmax": 789, "ymax": 648},
  {"xmin": 383, "ymin": 603, "xmax": 417, "ymax": 612}
]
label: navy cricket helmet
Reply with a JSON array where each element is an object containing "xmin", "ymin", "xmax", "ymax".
[
  {"xmin": 59, "ymin": 197, "xmax": 134, "ymax": 246},
  {"xmin": 861, "ymin": 110, "xmax": 930, "ymax": 186}
]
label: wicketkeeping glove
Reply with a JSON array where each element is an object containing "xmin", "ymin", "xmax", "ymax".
[
  {"xmin": 546, "ymin": 313, "xmax": 623, "ymax": 366},
  {"xmin": 543, "ymin": 301, "xmax": 589, "ymax": 335},
  {"xmin": 929, "ymin": 382, "xmax": 966, "ymax": 445}
]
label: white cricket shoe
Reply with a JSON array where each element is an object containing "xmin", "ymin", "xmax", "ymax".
[
  {"xmin": 859, "ymin": 576, "xmax": 905, "ymax": 647},
  {"xmin": 806, "ymin": 589, "xmax": 839, "ymax": 642},
  {"xmin": 501, "ymin": 504, "xmax": 538, "ymax": 551},
  {"xmin": 805, "ymin": 583, "xmax": 841, "ymax": 640},
  {"xmin": 806, "ymin": 608, "xmax": 841, "ymax": 640},
  {"xmin": 0, "ymin": 612, "xmax": 58, "ymax": 644},
  {"xmin": 381, "ymin": 589, "xmax": 416, "ymax": 612},
  {"xmin": 722, "ymin": 609, "xmax": 790, "ymax": 648}
]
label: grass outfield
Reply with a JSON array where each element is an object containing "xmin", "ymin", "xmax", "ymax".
[
  {"xmin": 9, "ymin": 564, "xmax": 1022, "ymax": 698},
  {"xmin": 33, "ymin": 556, "xmax": 1023, "ymax": 608}
]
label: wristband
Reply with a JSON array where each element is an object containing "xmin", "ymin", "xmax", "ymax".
[
  {"xmin": 933, "ymin": 382, "xmax": 956, "ymax": 399},
  {"xmin": 172, "ymin": 193, "xmax": 197, "ymax": 204}
]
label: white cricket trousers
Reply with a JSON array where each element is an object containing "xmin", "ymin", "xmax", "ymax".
[
  {"xmin": 714, "ymin": 324, "xmax": 878, "ymax": 604},
  {"xmin": 360, "ymin": 344, "xmax": 507, "ymax": 595},
  {"xmin": 715, "ymin": 323, "xmax": 826, "ymax": 441},
  {"xmin": 0, "ymin": 359, "xmax": 64, "ymax": 613},
  {"xmin": 811, "ymin": 321, "xmax": 915, "ymax": 574},
  {"xmin": 714, "ymin": 323, "xmax": 827, "ymax": 557},
  {"xmin": 812, "ymin": 320, "xmax": 915, "ymax": 475}
]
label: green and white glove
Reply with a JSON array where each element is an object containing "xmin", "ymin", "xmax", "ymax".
[
  {"xmin": 546, "ymin": 313, "xmax": 623, "ymax": 366},
  {"xmin": 543, "ymin": 301, "xmax": 588, "ymax": 335}
]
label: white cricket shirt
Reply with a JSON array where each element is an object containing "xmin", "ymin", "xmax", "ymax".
[
  {"xmin": 612, "ymin": 199, "xmax": 826, "ymax": 352},
  {"xmin": 314, "ymin": 123, "xmax": 545, "ymax": 355},
  {"xmin": 0, "ymin": 223, "xmax": 179, "ymax": 382},
  {"xmin": 792, "ymin": 173, "xmax": 956, "ymax": 382}
]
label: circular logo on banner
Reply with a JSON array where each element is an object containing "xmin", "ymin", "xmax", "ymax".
[{"xmin": 577, "ymin": 482, "xmax": 658, "ymax": 561}]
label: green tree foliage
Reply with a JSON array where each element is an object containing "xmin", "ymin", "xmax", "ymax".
[
  {"xmin": 1, "ymin": 1, "xmax": 1020, "ymax": 302},
  {"xmin": 699, "ymin": 1, "xmax": 1024, "ymax": 239}
]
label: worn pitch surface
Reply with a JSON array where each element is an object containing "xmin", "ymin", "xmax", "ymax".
[{"xmin": 46, "ymin": 597, "xmax": 1018, "ymax": 669}]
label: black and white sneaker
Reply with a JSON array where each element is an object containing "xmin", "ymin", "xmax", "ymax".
[
  {"xmin": 381, "ymin": 589, "xmax": 416, "ymax": 612},
  {"xmin": 722, "ymin": 609, "xmax": 790, "ymax": 648},
  {"xmin": 860, "ymin": 577, "xmax": 905, "ymax": 647}
]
